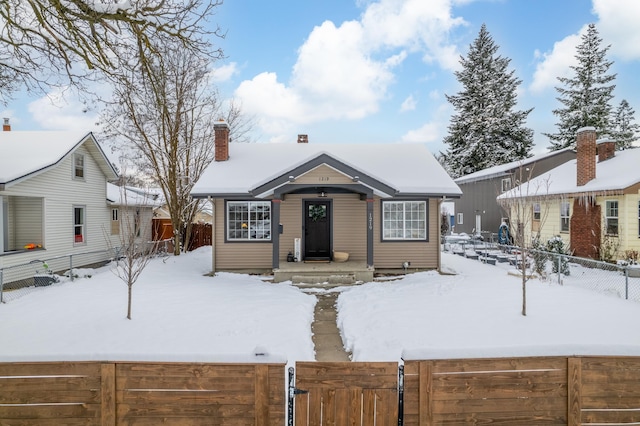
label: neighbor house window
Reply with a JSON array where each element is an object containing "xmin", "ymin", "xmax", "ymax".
[
  {"xmin": 560, "ymin": 201, "xmax": 570, "ymax": 232},
  {"xmin": 501, "ymin": 177, "xmax": 511, "ymax": 193},
  {"xmin": 73, "ymin": 154, "xmax": 85, "ymax": 179},
  {"xmin": 457, "ymin": 213, "xmax": 463, "ymax": 225},
  {"xmin": 605, "ymin": 200, "xmax": 619, "ymax": 235},
  {"xmin": 533, "ymin": 203, "xmax": 541, "ymax": 221},
  {"xmin": 382, "ymin": 201, "xmax": 427, "ymax": 240},
  {"xmin": 74, "ymin": 206, "xmax": 85, "ymax": 243},
  {"xmin": 227, "ymin": 201, "xmax": 271, "ymax": 241},
  {"xmin": 111, "ymin": 208, "xmax": 119, "ymax": 235}
]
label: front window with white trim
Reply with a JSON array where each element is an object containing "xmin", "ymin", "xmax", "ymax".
[
  {"xmin": 560, "ymin": 201, "xmax": 570, "ymax": 232},
  {"xmin": 227, "ymin": 201, "xmax": 271, "ymax": 241},
  {"xmin": 605, "ymin": 200, "xmax": 618, "ymax": 236},
  {"xmin": 382, "ymin": 201, "xmax": 427, "ymax": 240},
  {"xmin": 74, "ymin": 206, "xmax": 85, "ymax": 244}
]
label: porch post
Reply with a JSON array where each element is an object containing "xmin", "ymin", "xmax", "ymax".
[
  {"xmin": 366, "ymin": 197, "xmax": 374, "ymax": 268},
  {"xmin": 272, "ymin": 198, "xmax": 281, "ymax": 269}
]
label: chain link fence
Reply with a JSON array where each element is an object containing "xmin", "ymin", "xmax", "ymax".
[{"xmin": 443, "ymin": 237, "xmax": 640, "ymax": 303}]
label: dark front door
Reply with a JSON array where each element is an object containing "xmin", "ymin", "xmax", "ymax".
[{"xmin": 304, "ymin": 200, "xmax": 331, "ymax": 261}]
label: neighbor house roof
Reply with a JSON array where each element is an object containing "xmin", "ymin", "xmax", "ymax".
[
  {"xmin": 454, "ymin": 147, "xmax": 575, "ymax": 185},
  {"xmin": 191, "ymin": 143, "xmax": 462, "ymax": 198},
  {"xmin": 498, "ymin": 148, "xmax": 640, "ymax": 200},
  {"xmin": 106, "ymin": 183, "xmax": 161, "ymax": 207},
  {"xmin": 0, "ymin": 130, "xmax": 118, "ymax": 188}
]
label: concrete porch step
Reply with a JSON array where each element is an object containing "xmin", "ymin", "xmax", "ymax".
[{"xmin": 291, "ymin": 274, "xmax": 357, "ymax": 285}]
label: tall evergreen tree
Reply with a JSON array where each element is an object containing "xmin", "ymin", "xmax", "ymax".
[
  {"xmin": 545, "ymin": 23, "xmax": 616, "ymax": 150},
  {"xmin": 611, "ymin": 99, "xmax": 639, "ymax": 150},
  {"xmin": 442, "ymin": 24, "xmax": 534, "ymax": 178}
]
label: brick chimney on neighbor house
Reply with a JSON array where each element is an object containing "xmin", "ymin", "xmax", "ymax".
[
  {"xmin": 214, "ymin": 119, "xmax": 229, "ymax": 161},
  {"xmin": 3, "ymin": 118, "xmax": 10, "ymax": 131},
  {"xmin": 297, "ymin": 134, "xmax": 308, "ymax": 143},
  {"xmin": 576, "ymin": 127, "xmax": 597, "ymax": 186},
  {"xmin": 597, "ymin": 137, "xmax": 616, "ymax": 162}
]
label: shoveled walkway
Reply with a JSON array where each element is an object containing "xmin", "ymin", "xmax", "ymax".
[{"xmin": 310, "ymin": 292, "xmax": 351, "ymax": 361}]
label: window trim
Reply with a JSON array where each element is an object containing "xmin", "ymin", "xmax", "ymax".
[
  {"xmin": 381, "ymin": 200, "xmax": 428, "ymax": 242},
  {"xmin": 73, "ymin": 205, "xmax": 86, "ymax": 244},
  {"xmin": 73, "ymin": 153, "xmax": 85, "ymax": 180},
  {"xmin": 560, "ymin": 201, "xmax": 570, "ymax": 233},
  {"xmin": 501, "ymin": 177, "xmax": 511, "ymax": 193},
  {"xmin": 605, "ymin": 200, "xmax": 619, "ymax": 236},
  {"xmin": 532, "ymin": 202, "xmax": 541, "ymax": 221},
  {"xmin": 111, "ymin": 208, "xmax": 119, "ymax": 236},
  {"xmin": 225, "ymin": 200, "xmax": 272, "ymax": 242},
  {"xmin": 457, "ymin": 212, "xmax": 463, "ymax": 225}
]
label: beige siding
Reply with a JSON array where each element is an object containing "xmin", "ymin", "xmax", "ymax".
[
  {"xmin": 295, "ymin": 165, "xmax": 354, "ymax": 185},
  {"xmin": 13, "ymin": 197, "xmax": 43, "ymax": 249},
  {"xmin": 620, "ymin": 193, "xmax": 640, "ymax": 255},
  {"xmin": 373, "ymin": 198, "xmax": 439, "ymax": 269},
  {"xmin": 212, "ymin": 199, "xmax": 272, "ymax": 270},
  {"xmin": 332, "ymin": 193, "xmax": 367, "ymax": 261},
  {"xmin": 279, "ymin": 195, "xmax": 303, "ymax": 260}
]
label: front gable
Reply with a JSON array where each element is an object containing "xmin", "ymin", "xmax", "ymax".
[{"xmin": 252, "ymin": 153, "xmax": 397, "ymax": 199}]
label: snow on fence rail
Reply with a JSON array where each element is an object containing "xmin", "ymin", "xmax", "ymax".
[{"xmin": 443, "ymin": 238, "xmax": 640, "ymax": 303}]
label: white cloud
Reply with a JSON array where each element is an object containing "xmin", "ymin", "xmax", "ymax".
[
  {"xmin": 401, "ymin": 121, "xmax": 442, "ymax": 143},
  {"xmin": 529, "ymin": 32, "xmax": 582, "ymax": 94},
  {"xmin": 234, "ymin": 0, "xmax": 468, "ymax": 138},
  {"xmin": 593, "ymin": 0, "xmax": 640, "ymax": 61},
  {"xmin": 210, "ymin": 62, "xmax": 238, "ymax": 83},
  {"xmin": 27, "ymin": 88, "xmax": 99, "ymax": 131},
  {"xmin": 400, "ymin": 95, "xmax": 417, "ymax": 112}
]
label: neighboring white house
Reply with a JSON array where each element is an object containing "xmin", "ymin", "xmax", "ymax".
[{"xmin": 0, "ymin": 124, "xmax": 118, "ymax": 283}]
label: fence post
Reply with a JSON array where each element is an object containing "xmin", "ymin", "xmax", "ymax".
[
  {"xmin": 557, "ymin": 254, "xmax": 562, "ymax": 285},
  {"xmin": 0, "ymin": 269, "xmax": 3, "ymax": 303},
  {"xmin": 625, "ymin": 268, "xmax": 629, "ymax": 300},
  {"xmin": 69, "ymin": 254, "xmax": 74, "ymax": 282}
]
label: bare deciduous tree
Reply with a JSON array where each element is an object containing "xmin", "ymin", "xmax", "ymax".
[
  {"xmin": 105, "ymin": 184, "xmax": 158, "ymax": 320},
  {"xmin": 497, "ymin": 164, "xmax": 552, "ymax": 316},
  {"xmin": 101, "ymin": 42, "xmax": 252, "ymax": 255},
  {"xmin": 0, "ymin": 0, "xmax": 223, "ymax": 104}
]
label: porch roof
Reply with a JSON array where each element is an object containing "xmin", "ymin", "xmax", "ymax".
[
  {"xmin": 0, "ymin": 131, "xmax": 117, "ymax": 187},
  {"xmin": 191, "ymin": 143, "xmax": 461, "ymax": 199}
]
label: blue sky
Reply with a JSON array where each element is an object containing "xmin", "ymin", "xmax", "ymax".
[{"xmin": 3, "ymin": 0, "xmax": 640, "ymax": 156}]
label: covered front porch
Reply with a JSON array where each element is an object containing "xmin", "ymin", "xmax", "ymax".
[{"xmin": 273, "ymin": 259, "xmax": 374, "ymax": 284}]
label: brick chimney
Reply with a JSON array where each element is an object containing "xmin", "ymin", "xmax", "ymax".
[
  {"xmin": 214, "ymin": 119, "xmax": 229, "ymax": 162},
  {"xmin": 597, "ymin": 138, "xmax": 615, "ymax": 162},
  {"xmin": 3, "ymin": 118, "xmax": 10, "ymax": 131},
  {"xmin": 297, "ymin": 134, "xmax": 308, "ymax": 143},
  {"xmin": 576, "ymin": 127, "xmax": 596, "ymax": 186}
]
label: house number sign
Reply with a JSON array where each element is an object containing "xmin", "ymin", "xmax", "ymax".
[{"xmin": 318, "ymin": 177, "xmax": 330, "ymax": 181}]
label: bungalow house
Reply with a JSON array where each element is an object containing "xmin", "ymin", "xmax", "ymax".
[
  {"xmin": 498, "ymin": 127, "xmax": 640, "ymax": 261},
  {"xmin": 453, "ymin": 147, "xmax": 575, "ymax": 240},
  {"xmin": 190, "ymin": 121, "xmax": 462, "ymax": 281},
  {"xmin": 0, "ymin": 122, "xmax": 118, "ymax": 282}
]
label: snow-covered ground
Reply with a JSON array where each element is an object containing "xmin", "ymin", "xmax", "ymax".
[{"xmin": 1, "ymin": 246, "xmax": 639, "ymax": 364}]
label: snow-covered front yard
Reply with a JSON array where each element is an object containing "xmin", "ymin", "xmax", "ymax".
[{"xmin": 1, "ymin": 246, "xmax": 639, "ymax": 363}]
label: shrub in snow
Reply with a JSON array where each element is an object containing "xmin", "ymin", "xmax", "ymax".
[
  {"xmin": 530, "ymin": 236, "xmax": 549, "ymax": 278},
  {"xmin": 546, "ymin": 236, "xmax": 570, "ymax": 276}
]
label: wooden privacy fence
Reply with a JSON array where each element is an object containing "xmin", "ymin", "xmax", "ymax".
[
  {"xmin": 403, "ymin": 356, "xmax": 640, "ymax": 425},
  {"xmin": 1, "ymin": 357, "xmax": 639, "ymax": 425},
  {"xmin": 0, "ymin": 361, "xmax": 285, "ymax": 425}
]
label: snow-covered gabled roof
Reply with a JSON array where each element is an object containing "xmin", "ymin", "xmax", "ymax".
[
  {"xmin": 454, "ymin": 147, "xmax": 575, "ymax": 184},
  {"xmin": 191, "ymin": 143, "xmax": 462, "ymax": 198},
  {"xmin": 0, "ymin": 130, "xmax": 118, "ymax": 187},
  {"xmin": 106, "ymin": 183, "xmax": 161, "ymax": 207},
  {"xmin": 498, "ymin": 148, "xmax": 640, "ymax": 200}
]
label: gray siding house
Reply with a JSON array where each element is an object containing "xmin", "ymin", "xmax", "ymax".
[
  {"xmin": 453, "ymin": 148, "xmax": 576, "ymax": 239},
  {"xmin": 191, "ymin": 121, "xmax": 461, "ymax": 279}
]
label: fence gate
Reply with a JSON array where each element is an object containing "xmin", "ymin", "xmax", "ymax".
[{"xmin": 291, "ymin": 361, "xmax": 400, "ymax": 426}]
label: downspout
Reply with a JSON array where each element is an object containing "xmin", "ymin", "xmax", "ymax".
[
  {"xmin": 208, "ymin": 196, "xmax": 215, "ymax": 274},
  {"xmin": 437, "ymin": 197, "xmax": 443, "ymax": 273}
]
